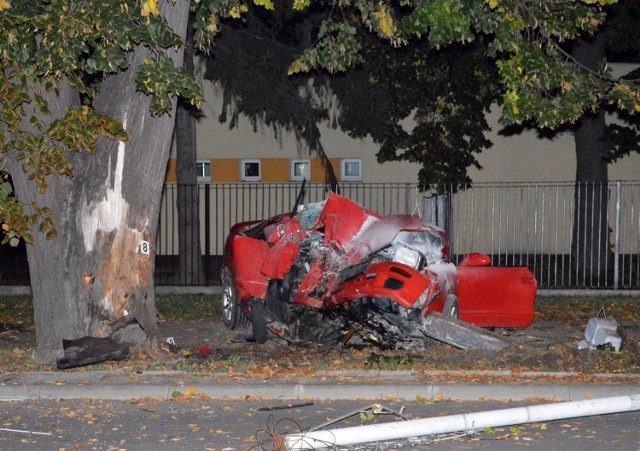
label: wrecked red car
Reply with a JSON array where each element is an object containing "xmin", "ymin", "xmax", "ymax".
[{"xmin": 221, "ymin": 186, "xmax": 536, "ymax": 349}]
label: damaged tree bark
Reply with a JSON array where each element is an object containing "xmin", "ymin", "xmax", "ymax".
[{"xmin": 420, "ymin": 313, "xmax": 511, "ymax": 350}]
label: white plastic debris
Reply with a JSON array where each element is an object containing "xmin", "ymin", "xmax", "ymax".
[{"xmin": 577, "ymin": 316, "xmax": 624, "ymax": 352}]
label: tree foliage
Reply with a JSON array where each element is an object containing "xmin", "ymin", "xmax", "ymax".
[
  {"xmin": 203, "ymin": 3, "xmax": 347, "ymax": 172},
  {"xmin": 370, "ymin": 38, "xmax": 499, "ymax": 187},
  {"xmin": 205, "ymin": 0, "xmax": 499, "ymax": 186},
  {"xmin": 0, "ymin": 0, "xmax": 214, "ymax": 245},
  {"xmin": 290, "ymin": 0, "xmax": 639, "ymax": 129},
  {"xmin": 603, "ymin": 0, "xmax": 640, "ymax": 163},
  {"xmin": 206, "ymin": 0, "xmax": 639, "ymax": 188}
]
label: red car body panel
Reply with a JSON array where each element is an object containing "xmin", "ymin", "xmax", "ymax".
[
  {"xmin": 457, "ymin": 265, "xmax": 537, "ymax": 327},
  {"xmin": 228, "ymin": 235, "xmax": 271, "ymax": 301},
  {"xmin": 293, "ymin": 259, "xmax": 329, "ymax": 309},
  {"xmin": 260, "ymin": 219, "xmax": 306, "ymax": 280},
  {"xmin": 326, "ymin": 262, "xmax": 433, "ymax": 309},
  {"xmin": 314, "ymin": 193, "xmax": 383, "ymax": 252}
]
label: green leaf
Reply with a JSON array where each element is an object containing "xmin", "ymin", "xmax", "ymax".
[
  {"xmin": 147, "ymin": 17, "xmax": 182, "ymax": 48},
  {"xmin": 87, "ymin": 58, "xmax": 97, "ymax": 73}
]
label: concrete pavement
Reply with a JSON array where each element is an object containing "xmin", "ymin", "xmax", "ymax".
[{"xmin": 1, "ymin": 369, "xmax": 638, "ymax": 402}]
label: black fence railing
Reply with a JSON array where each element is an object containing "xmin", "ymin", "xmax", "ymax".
[
  {"xmin": 424, "ymin": 181, "xmax": 640, "ymax": 289},
  {"xmin": 154, "ymin": 182, "xmax": 418, "ymax": 286},
  {"xmin": 0, "ymin": 240, "xmax": 29, "ymax": 286},
  {"xmin": 2, "ymin": 181, "xmax": 640, "ymax": 290}
]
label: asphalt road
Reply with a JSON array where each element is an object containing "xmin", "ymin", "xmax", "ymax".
[{"xmin": 0, "ymin": 398, "xmax": 638, "ymax": 450}]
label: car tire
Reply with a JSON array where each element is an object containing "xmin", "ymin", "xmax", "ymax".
[
  {"xmin": 443, "ymin": 294, "xmax": 459, "ymax": 319},
  {"xmin": 250, "ymin": 299, "xmax": 269, "ymax": 344},
  {"xmin": 222, "ymin": 271, "xmax": 243, "ymax": 330}
]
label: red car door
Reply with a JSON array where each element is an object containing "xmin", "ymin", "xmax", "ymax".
[{"xmin": 456, "ymin": 262, "xmax": 537, "ymax": 328}]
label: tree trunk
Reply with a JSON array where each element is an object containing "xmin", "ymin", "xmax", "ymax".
[
  {"xmin": 6, "ymin": 0, "xmax": 190, "ymax": 364},
  {"xmin": 5, "ymin": 83, "xmax": 83, "ymax": 364},
  {"xmin": 571, "ymin": 34, "xmax": 610, "ymax": 286},
  {"xmin": 175, "ymin": 16, "xmax": 204, "ymax": 285}
]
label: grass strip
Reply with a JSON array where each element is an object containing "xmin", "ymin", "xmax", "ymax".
[{"xmin": 1, "ymin": 294, "xmax": 638, "ymax": 324}]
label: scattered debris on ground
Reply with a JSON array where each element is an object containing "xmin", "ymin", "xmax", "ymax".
[
  {"xmin": 56, "ymin": 321, "xmax": 148, "ymax": 370},
  {"xmin": 577, "ymin": 309, "xmax": 625, "ymax": 352},
  {"xmin": 420, "ymin": 313, "xmax": 511, "ymax": 350}
]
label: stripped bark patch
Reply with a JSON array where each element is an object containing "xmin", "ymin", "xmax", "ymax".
[{"xmin": 95, "ymin": 227, "xmax": 153, "ymax": 329}]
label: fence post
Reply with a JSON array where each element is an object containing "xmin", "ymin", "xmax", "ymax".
[
  {"xmin": 404, "ymin": 183, "xmax": 411, "ymax": 214},
  {"xmin": 614, "ymin": 181, "xmax": 621, "ymax": 290},
  {"xmin": 204, "ymin": 186, "xmax": 211, "ymax": 286}
]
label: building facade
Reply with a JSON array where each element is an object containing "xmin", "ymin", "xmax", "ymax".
[{"xmin": 166, "ymin": 64, "xmax": 640, "ymax": 186}]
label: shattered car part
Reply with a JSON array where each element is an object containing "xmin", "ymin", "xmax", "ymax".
[
  {"xmin": 577, "ymin": 316, "xmax": 625, "ymax": 352},
  {"xmin": 56, "ymin": 321, "xmax": 147, "ymax": 370},
  {"xmin": 419, "ymin": 313, "xmax": 511, "ymax": 350},
  {"xmin": 221, "ymin": 184, "xmax": 537, "ymax": 349}
]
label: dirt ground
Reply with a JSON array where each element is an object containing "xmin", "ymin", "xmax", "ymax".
[
  {"xmin": 1, "ymin": 318, "xmax": 638, "ymax": 374},
  {"xmin": 157, "ymin": 318, "xmax": 580, "ymax": 352},
  {"xmin": 158, "ymin": 317, "xmax": 640, "ymax": 374}
]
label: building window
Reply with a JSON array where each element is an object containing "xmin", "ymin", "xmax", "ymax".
[
  {"xmin": 341, "ymin": 159, "xmax": 362, "ymax": 182},
  {"xmin": 196, "ymin": 160, "xmax": 211, "ymax": 183},
  {"xmin": 290, "ymin": 159, "xmax": 310, "ymax": 181},
  {"xmin": 240, "ymin": 159, "xmax": 261, "ymax": 182}
]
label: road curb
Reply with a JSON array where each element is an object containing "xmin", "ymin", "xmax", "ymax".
[{"xmin": 1, "ymin": 371, "xmax": 638, "ymax": 402}]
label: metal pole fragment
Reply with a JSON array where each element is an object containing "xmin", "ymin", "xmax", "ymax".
[{"xmin": 285, "ymin": 394, "xmax": 640, "ymax": 450}]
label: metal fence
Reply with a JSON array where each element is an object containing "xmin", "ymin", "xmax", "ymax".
[
  {"xmin": 155, "ymin": 183, "xmax": 420, "ymax": 285},
  {"xmin": 424, "ymin": 181, "xmax": 640, "ymax": 289},
  {"xmin": 156, "ymin": 181, "xmax": 640, "ymax": 289},
  {"xmin": 2, "ymin": 181, "xmax": 639, "ymax": 290}
]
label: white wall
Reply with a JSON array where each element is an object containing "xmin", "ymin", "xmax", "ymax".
[
  {"xmin": 192, "ymin": 72, "xmax": 640, "ymax": 184},
  {"xmin": 469, "ymin": 106, "xmax": 640, "ymax": 183}
]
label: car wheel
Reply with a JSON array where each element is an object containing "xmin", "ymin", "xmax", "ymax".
[
  {"xmin": 443, "ymin": 294, "xmax": 459, "ymax": 319},
  {"xmin": 222, "ymin": 272, "xmax": 242, "ymax": 329},
  {"xmin": 250, "ymin": 299, "xmax": 269, "ymax": 344}
]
